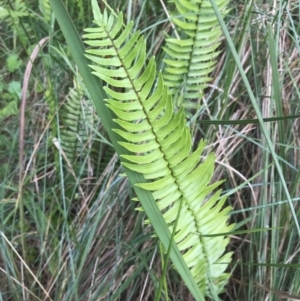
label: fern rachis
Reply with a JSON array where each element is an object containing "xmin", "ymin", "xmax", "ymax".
[
  {"xmin": 163, "ymin": 0, "xmax": 229, "ymax": 104},
  {"xmin": 83, "ymin": 1, "xmax": 233, "ymax": 298}
]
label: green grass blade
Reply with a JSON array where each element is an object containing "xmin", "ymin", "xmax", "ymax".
[
  {"xmin": 49, "ymin": 0, "xmax": 204, "ymax": 299},
  {"xmin": 267, "ymin": 24, "xmax": 285, "ymax": 170},
  {"xmin": 196, "ymin": 115, "xmax": 300, "ymax": 125}
]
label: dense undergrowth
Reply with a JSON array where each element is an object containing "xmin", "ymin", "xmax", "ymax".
[{"xmin": 1, "ymin": 0, "xmax": 300, "ymax": 300}]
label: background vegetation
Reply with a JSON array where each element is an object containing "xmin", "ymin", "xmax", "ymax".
[{"xmin": 1, "ymin": 0, "xmax": 300, "ymax": 300}]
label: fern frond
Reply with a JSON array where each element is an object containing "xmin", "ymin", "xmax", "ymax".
[
  {"xmin": 163, "ymin": 0, "xmax": 229, "ymax": 102},
  {"xmin": 83, "ymin": 2, "xmax": 233, "ymax": 298},
  {"xmin": 57, "ymin": 76, "xmax": 95, "ymax": 176}
]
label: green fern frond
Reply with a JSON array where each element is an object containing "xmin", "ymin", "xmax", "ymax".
[
  {"xmin": 57, "ymin": 75, "xmax": 117, "ymax": 179},
  {"xmin": 83, "ymin": 2, "xmax": 233, "ymax": 297},
  {"xmin": 163, "ymin": 0, "xmax": 229, "ymax": 102},
  {"xmin": 58, "ymin": 76, "xmax": 94, "ymax": 172}
]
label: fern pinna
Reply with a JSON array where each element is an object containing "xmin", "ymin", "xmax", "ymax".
[
  {"xmin": 163, "ymin": 0, "xmax": 229, "ymax": 103},
  {"xmin": 83, "ymin": 1, "xmax": 233, "ymax": 298}
]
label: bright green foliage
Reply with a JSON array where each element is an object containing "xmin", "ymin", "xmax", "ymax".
[
  {"xmin": 163, "ymin": 0, "xmax": 229, "ymax": 102},
  {"xmin": 0, "ymin": 99, "xmax": 18, "ymax": 121},
  {"xmin": 6, "ymin": 54, "xmax": 22, "ymax": 72},
  {"xmin": 39, "ymin": 0, "xmax": 51, "ymax": 22},
  {"xmin": 0, "ymin": 0, "xmax": 28, "ymax": 21},
  {"xmin": 74, "ymin": 0, "xmax": 84, "ymax": 21},
  {"xmin": 83, "ymin": 1, "xmax": 233, "ymax": 298}
]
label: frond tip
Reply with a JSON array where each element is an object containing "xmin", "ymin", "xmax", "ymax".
[{"xmin": 83, "ymin": 1, "xmax": 234, "ymax": 298}]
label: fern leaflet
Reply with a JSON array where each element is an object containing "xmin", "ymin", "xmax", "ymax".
[
  {"xmin": 163, "ymin": 0, "xmax": 229, "ymax": 103},
  {"xmin": 83, "ymin": 2, "xmax": 233, "ymax": 298}
]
